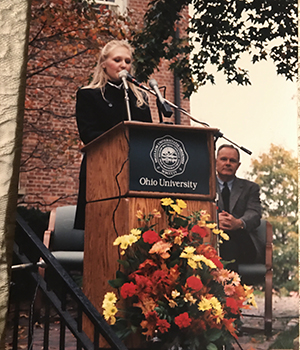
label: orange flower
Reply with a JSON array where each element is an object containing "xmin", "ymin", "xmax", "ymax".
[
  {"xmin": 223, "ymin": 318, "xmax": 238, "ymax": 339},
  {"xmin": 149, "ymin": 241, "xmax": 172, "ymax": 259},
  {"xmin": 157, "ymin": 318, "xmax": 171, "ymax": 333}
]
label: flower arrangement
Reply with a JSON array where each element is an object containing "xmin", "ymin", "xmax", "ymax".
[{"xmin": 102, "ymin": 198, "xmax": 256, "ymax": 350}]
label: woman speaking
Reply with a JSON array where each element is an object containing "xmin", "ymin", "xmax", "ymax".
[{"xmin": 74, "ymin": 40, "xmax": 152, "ymax": 230}]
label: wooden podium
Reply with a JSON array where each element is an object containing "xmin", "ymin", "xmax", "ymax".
[{"xmin": 82, "ymin": 121, "xmax": 218, "ymax": 345}]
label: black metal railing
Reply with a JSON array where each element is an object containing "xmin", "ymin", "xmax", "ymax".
[{"xmin": 9, "ymin": 213, "xmax": 128, "ymax": 350}]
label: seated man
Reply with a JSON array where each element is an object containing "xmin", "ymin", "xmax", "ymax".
[{"xmin": 216, "ymin": 144, "xmax": 262, "ymax": 271}]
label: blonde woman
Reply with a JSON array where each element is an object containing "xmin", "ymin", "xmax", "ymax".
[{"xmin": 74, "ymin": 40, "xmax": 152, "ymax": 229}]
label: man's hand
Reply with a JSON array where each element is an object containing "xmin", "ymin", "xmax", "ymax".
[{"xmin": 218, "ymin": 211, "xmax": 244, "ymax": 231}]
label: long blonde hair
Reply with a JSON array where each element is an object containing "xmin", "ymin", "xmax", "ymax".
[{"xmin": 85, "ymin": 40, "xmax": 147, "ymax": 107}]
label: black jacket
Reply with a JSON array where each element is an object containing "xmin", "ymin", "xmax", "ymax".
[{"xmin": 74, "ymin": 84, "xmax": 152, "ymax": 229}]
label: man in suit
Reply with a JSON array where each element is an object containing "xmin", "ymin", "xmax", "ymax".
[{"xmin": 216, "ymin": 144, "xmax": 262, "ymax": 271}]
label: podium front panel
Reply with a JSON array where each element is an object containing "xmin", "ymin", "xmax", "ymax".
[
  {"xmin": 84, "ymin": 122, "xmax": 217, "ymax": 202},
  {"xmin": 129, "ymin": 126, "xmax": 211, "ymax": 197}
]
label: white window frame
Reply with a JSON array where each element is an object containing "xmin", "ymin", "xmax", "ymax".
[{"xmin": 93, "ymin": 0, "xmax": 127, "ymax": 14}]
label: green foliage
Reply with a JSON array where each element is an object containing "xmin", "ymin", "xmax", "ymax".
[
  {"xmin": 272, "ymin": 231, "xmax": 298, "ymax": 292},
  {"xmin": 132, "ymin": 0, "xmax": 297, "ymax": 97},
  {"xmin": 247, "ymin": 144, "xmax": 298, "ymax": 291},
  {"xmin": 17, "ymin": 206, "xmax": 49, "ymax": 241},
  {"xmin": 269, "ymin": 324, "xmax": 299, "ymax": 349}
]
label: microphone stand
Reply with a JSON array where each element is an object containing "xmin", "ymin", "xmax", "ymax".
[
  {"xmin": 155, "ymin": 93, "xmax": 252, "ymax": 155},
  {"xmin": 171, "ymin": 101, "xmax": 252, "ymax": 155},
  {"xmin": 127, "ymin": 75, "xmax": 252, "ymax": 155},
  {"xmin": 123, "ymin": 86, "xmax": 132, "ymax": 121}
]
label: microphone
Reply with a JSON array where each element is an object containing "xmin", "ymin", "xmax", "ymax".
[
  {"xmin": 119, "ymin": 70, "xmax": 151, "ymax": 93},
  {"xmin": 149, "ymin": 79, "xmax": 173, "ymax": 117},
  {"xmin": 118, "ymin": 70, "xmax": 129, "ymax": 91},
  {"xmin": 118, "ymin": 70, "xmax": 131, "ymax": 120}
]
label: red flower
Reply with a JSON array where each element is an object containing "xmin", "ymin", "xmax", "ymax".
[
  {"xmin": 157, "ymin": 318, "xmax": 171, "ymax": 333},
  {"xmin": 210, "ymin": 257, "xmax": 223, "ymax": 269},
  {"xmin": 186, "ymin": 276, "xmax": 203, "ymax": 291},
  {"xmin": 134, "ymin": 274, "xmax": 153, "ymax": 294},
  {"xmin": 226, "ymin": 297, "xmax": 239, "ymax": 313},
  {"xmin": 120, "ymin": 282, "xmax": 137, "ymax": 299},
  {"xmin": 191, "ymin": 225, "xmax": 208, "ymax": 238},
  {"xmin": 175, "ymin": 312, "xmax": 192, "ymax": 329},
  {"xmin": 143, "ymin": 230, "xmax": 161, "ymax": 244}
]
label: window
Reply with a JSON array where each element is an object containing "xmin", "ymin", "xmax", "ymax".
[{"xmin": 92, "ymin": 0, "xmax": 127, "ymax": 14}]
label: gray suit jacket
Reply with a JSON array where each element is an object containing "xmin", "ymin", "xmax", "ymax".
[{"xmin": 217, "ymin": 176, "xmax": 263, "ymax": 262}]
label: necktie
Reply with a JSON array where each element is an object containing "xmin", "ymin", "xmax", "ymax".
[{"xmin": 222, "ymin": 182, "xmax": 230, "ymax": 212}]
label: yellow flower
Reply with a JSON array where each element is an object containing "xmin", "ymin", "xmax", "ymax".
[
  {"xmin": 180, "ymin": 246, "xmax": 196, "ymax": 258},
  {"xmin": 136, "ymin": 210, "xmax": 144, "ymax": 219},
  {"xmin": 103, "ymin": 306, "xmax": 118, "ymax": 325},
  {"xmin": 113, "ymin": 236, "xmax": 123, "ymax": 246},
  {"xmin": 170, "ymin": 204, "xmax": 182, "ymax": 214},
  {"xmin": 187, "ymin": 258, "xmax": 198, "ymax": 269},
  {"xmin": 198, "ymin": 220, "xmax": 206, "ymax": 227},
  {"xmin": 210, "ymin": 297, "xmax": 222, "ymax": 311},
  {"xmin": 162, "ymin": 228, "xmax": 172, "ymax": 239},
  {"xmin": 103, "ymin": 292, "xmax": 117, "ymax": 305},
  {"xmin": 113, "ymin": 234, "xmax": 138, "ymax": 250},
  {"xmin": 131, "ymin": 228, "xmax": 142, "ymax": 237},
  {"xmin": 161, "ymin": 197, "xmax": 174, "ymax": 206},
  {"xmin": 176, "ymin": 199, "xmax": 187, "ymax": 209},
  {"xmin": 206, "ymin": 223, "xmax": 217, "ymax": 229},
  {"xmin": 200, "ymin": 211, "xmax": 211, "ymax": 221},
  {"xmin": 198, "ymin": 255, "xmax": 217, "ymax": 269},
  {"xmin": 212, "ymin": 228, "xmax": 222, "ymax": 235},
  {"xmin": 102, "ymin": 292, "xmax": 118, "ymax": 325},
  {"xmin": 198, "ymin": 297, "xmax": 212, "ymax": 311},
  {"xmin": 248, "ymin": 294, "xmax": 257, "ymax": 308},
  {"xmin": 109, "ymin": 316, "xmax": 116, "ymax": 325},
  {"xmin": 174, "ymin": 236, "xmax": 183, "ymax": 245},
  {"xmin": 220, "ymin": 232, "xmax": 230, "ymax": 241}
]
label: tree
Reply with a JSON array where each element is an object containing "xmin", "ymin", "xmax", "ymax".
[
  {"xmin": 0, "ymin": 1, "xmax": 31, "ymax": 348},
  {"xmin": 247, "ymin": 144, "xmax": 298, "ymax": 291},
  {"xmin": 132, "ymin": 0, "xmax": 298, "ymax": 97},
  {"xmin": 20, "ymin": 0, "xmax": 136, "ymax": 208}
]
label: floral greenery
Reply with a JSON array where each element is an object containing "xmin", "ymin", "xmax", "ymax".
[{"xmin": 102, "ymin": 198, "xmax": 256, "ymax": 350}]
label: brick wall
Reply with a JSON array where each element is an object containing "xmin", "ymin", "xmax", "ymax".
[{"xmin": 18, "ymin": 0, "xmax": 191, "ymax": 212}]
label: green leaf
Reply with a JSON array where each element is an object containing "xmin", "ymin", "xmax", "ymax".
[
  {"xmin": 206, "ymin": 328, "xmax": 222, "ymax": 341},
  {"xmin": 206, "ymin": 342, "xmax": 218, "ymax": 350},
  {"xmin": 117, "ymin": 259, "xmax": 130, "ymax": 268},
  {"xmin": 173, "ymin": 217, "xmax": 188, "ymax": 228},
  {"xmin": 116, "ymin": 270, "xmax": 127, "ymax": 279},
  {"xmin": 108, "ymin": 278, "xmax": 125, "ymax": 288}
]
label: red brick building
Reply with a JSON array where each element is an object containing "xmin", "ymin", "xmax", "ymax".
[{"xmin": 18, "ymin": 0, "xmax": 190, "ymax": 212}]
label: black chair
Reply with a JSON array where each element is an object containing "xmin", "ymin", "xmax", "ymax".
[
  {"xmin": 42, "ymin": 205, "xmax": 84, "ymax": 272},
  {"xmin": 238, "ymin": 220, "xmax": 273, "ymax": 337}
]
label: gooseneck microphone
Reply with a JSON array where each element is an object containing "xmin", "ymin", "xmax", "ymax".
[
  {"xmin": 119, "ymin": 70, "xmax": 151, "ymax": 92},
  {"xmin": 118, "ymin": 70, "xmax": 129, "ymax": 91},
  {"xmin": 149, "ymin": 79, "xmax": 173, "ymax": 117},
  {"xmin": 118, "ymin": 70, "xmax": 131, "ymax": 120}
]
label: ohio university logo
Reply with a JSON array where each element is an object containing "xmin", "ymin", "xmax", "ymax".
[{"xmin": 150, "ymin": 135, "xmax": 189, "ymax": 178}]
